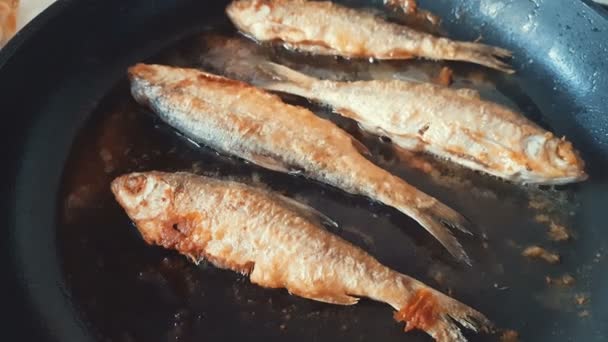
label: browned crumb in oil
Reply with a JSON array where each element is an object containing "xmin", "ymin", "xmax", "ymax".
[
  {"xmin": 574, "ymin": 293, "xmax": 590, "ymax": 306},
  {"xmin": 528, "ymin": 189, "xmax": 573, "ymax": 224},
  {"xmin": 548, "ymin": 222, "xmax": 570, "ymax": 241},
  {"xmin": 499, "ymin": 329, "xmax": 519, "ymax": 342},
  {"xmin": 534, "ymin": 214, "xmax": 571, "ymax": 242},
  {"xmin": 534, "ymin": 214, "xmax": 550, "ymax": 223},
  {"xmin": 529, "ymin": 195, "xmax": 550, "ymax": 210},
  {"xmin": 399, "ymin": 151, "xmax": 486, "ymax": 195},
  {"xmin": 435, "ymin": 66, "xmax": 453, "ymax": 86},
  {"xmin": 545, "ymin": 274, "xmax": 575, "ymax": 287},
  {"xmin": 522, "ymin": 246, "xmax": 560, "ymax": 264},
  {"xmin": 426, "ymin": 167, "xmax": 497, "ymax": 200},
  {"xmin": 390, "ymin": 146, "xmax": 500, "ymax": 199}
]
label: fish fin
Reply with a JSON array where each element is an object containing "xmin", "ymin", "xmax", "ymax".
[
  {"xmin": 335, "ymin": 108, "xmax": 391, "ymax": 146},
  {"xmin": 335, "ymin": 107, "xmax": 365, "ymax": 123},
  {"xmin": 394, "ymin": 287, "xmax": 494, "ymax": 341},
  {"xmin": 427, "ymin": 200, "xmax": 473, "ymax": 236},
  {"xmin": 391, "ymin": 134, "xmax": 425, "ymax": 151},
  {"xmin": 257, "ymin": 62, "xmax": 317, "ymax": 97},
  {"xmin": 276, "ymin": 194, "xmax": 339, "ymax": 228},
  {"xmin": 289, "ymin": 288, "xmax": 360, "ymax": 306},
  {"xmin": 416, "ymin": 213, "xmax": 472, "ymax": 266},
  {"xmin": 351, "ymin": 137, "xmax": 372, "ymax": 158},
  {"xmin": 453, "ymin": 41, "xmax": 514, "ymax": 74},
  {"xmin": 410, "ymin": 199, "xmax": 473, "ymax": 265},
  {"xmin": 455, "ymin": 88, "xmax": 481, "ymax": 100},
  {"xmin": 245, "ymin": 153, "xmax": 300, "ymax": 174}
]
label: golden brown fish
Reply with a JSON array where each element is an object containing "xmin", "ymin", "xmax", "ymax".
[
  {"xmin": 258, "ymin": 62, "xmax": 587, "ymax": 184},
  {"xmin": 111, "ymin": 171, "xmax": 493, "ymax": 341},
  {"xmin": 226, "ymin": 0, "xmax": 513, "ymax": 73},
  {"xmin": 129, "ymin": 63, "xmax": 473, "ymax": 264}
]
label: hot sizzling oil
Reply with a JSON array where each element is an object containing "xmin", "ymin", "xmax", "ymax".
[{"xmin": 58, "ymin": 29, "xmax": 601, "ymax": 342}]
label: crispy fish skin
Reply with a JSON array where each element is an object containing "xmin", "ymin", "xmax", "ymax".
[
  {"xmin": 259, "ymin": 62, "xmax": 587, "ymax": 185},
  {"xmin": 111, "ymin": 171, "xmax": 493, "ymax": 341},
  {"xmin": 226, "ymin": 0, "xmax": 513, "ymax": 73},
  {"xmin": 129, "ymin": 63, "xmax": 472, "ymax": 264}
]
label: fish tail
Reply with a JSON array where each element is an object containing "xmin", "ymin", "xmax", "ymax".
[
  {"xmin": 392, "ymin": 284, "xmax": 494, "ymax": 341},
  {"xmin": 381, "ymin": 181, "xmax": 473, "ymax": 264},
  {"xmin": 415, "ymin": 202, "xmax": 473, "ymax": 265},
  {"xmin": 257, "ymin": 62, "xmax": 317, "ymax": 97},
  {"xmin": 453, "ymin": 41, "xmax": 514, "ymax": 74}
]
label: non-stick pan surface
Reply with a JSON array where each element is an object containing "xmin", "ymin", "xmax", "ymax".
[{"xmin": 1, "ymin": 0, "xmax": 607, "ymax": 341}]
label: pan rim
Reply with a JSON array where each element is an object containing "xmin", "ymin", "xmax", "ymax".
[{"xmin": 1, "ymin": 0, "xmax": 607, "ymax": 341}]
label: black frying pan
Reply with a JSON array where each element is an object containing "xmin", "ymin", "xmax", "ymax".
[{"xmin": 2, "ymin": 0, "xmax": 607, "ymax": 341}]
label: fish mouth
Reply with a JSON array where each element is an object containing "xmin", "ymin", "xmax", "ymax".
[
  {"xmin": 111, "ymin": 173, "xmax": 154, "ymax": 212},
  {"xmin": 520, "ymin": 135, "xmax": 587, "ymax": 185}
]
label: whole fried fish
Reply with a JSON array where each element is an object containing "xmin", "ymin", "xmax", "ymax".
[
  {"xmin": 226, "ymin": 0, "xmax": 513, "ymax": 73},
  {"xmin": 129, "ymin": 63, "xmax": 473, "ymax": 264},
  {"xmin": 112, "ymin": 171, "xmax": 493, "ymax": 341},
  {"xmin": 258, "ymin": 62, "xmax": 587, "ymax": 184}
]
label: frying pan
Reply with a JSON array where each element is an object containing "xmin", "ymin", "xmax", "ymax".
[{"xmin": 1, "ymin": 0, "xmax": 607, "ymax": 341}]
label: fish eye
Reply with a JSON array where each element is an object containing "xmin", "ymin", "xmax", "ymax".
[
  {"xmin": 522, "ymin": 135, "xmax": 544, "ymax": 159},
  {"xmin": 124, "ymin": 174, "xmax": 147, "ymax": 196}
]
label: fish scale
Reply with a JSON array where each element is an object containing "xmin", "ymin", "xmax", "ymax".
[{"xmin": 112, "ymin": 171, "xmax": 493, "ymax": 341}]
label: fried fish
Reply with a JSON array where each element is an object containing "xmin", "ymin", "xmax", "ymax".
[
  {"xmin": 258, "ymin": 62, "xmax": 587, "ymax": 185},
  {"xmin": 129, "ymin": 63, "xmax": 473, "ymax": 263},
  {"xmin": 112, "ymin": 171, "xmax": 493, "ymax": 341},
  {"xmin": 226, "ymin": 0, "xmax": 513, "ymax": 73}
]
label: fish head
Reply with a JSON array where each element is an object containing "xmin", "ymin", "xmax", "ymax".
[
  {"xmin": 112, "ymin": 173, "xmax": 205, "ymax": 260},
  {"xmin": 111, "ymin": 172, "xmax": 174, "ymax": 223},
  {"xmin": 517, "ymin": 133, "xmax": 587, "ymax": 185},
  {"xmin": 128, "ymin": 63, "xmax": 162, "ymax": 109}
]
